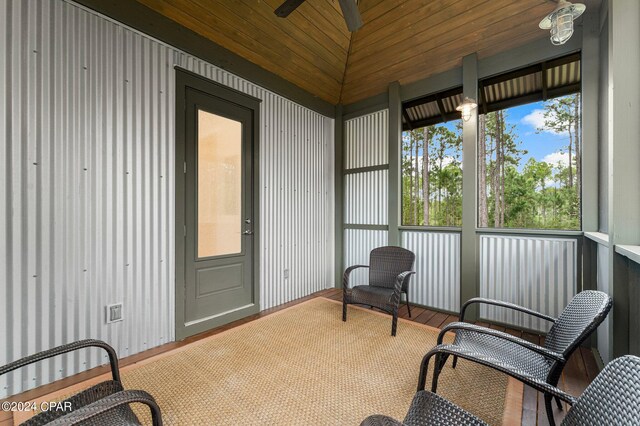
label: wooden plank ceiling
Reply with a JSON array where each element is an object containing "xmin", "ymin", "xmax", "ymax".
[{"xmin": 136, "ymin": 0, "xmax": 568, "ymax": 105}]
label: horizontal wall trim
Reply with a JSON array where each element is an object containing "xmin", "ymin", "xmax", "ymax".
[
  {"xmin": 615, "ymin": 245, "xmax": 640, "ymax": 265},
  {"xmin": 70, "ymin": 0, "xmax": 335, "ymax": 118},
  {"xmin": 344, "ymin": 164, "xmax": 389, "ymax": 175},
  {"xmin": 344, "ymin": 224, "xmax": 389, "ymax": 231},
  {"xmin": 401, "ymin": 68, "xmax": 463, "ymax": 103},
  {"xmin": 342, "ymin": 92, "xmax": 389, "ymax": 120},
  {"xmin": 399, "ymin": 226, "xmax": 462, "ymax": 233},
  {"xmin": 584, "ymin": 231, "xmax": 610, "ymax": 246},
  {"xmin": 476, "ymin": 229, "xmax": 583, "ymax": 238}
]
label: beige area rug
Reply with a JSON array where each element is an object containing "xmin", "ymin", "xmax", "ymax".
[{"xmin": 24, "ymin": 298, "xmax": 522, "ymax": 425}]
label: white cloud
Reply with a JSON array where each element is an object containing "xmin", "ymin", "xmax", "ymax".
[
  {"xmin": 440, "ymin": 155, "xmax": 456, "ymax": 168},
  {"xmin": 542, "ymin": 151, "xmax": 570, "ymax": 167},
  {"xmin": 522, "ymin": 109, "xmax": 568, "ymax": 136}
]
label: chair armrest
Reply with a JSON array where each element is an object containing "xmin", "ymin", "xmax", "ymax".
[
  {"xmin": 460, "ymin": 297, "xmax": 556, "ymax": 323},
  {"xmin": 394, "ymin": 271, "xmax": 416, "ymax": 295},
  {"xmin": 0, "ymin": 339, "xmax": 121, "ymax": 383},
  {"xmin": 47, "ymin": 390, "xmax": 163, "ymax": 426},
  {"xmin": 343, "ymin": 265, "xmax": 369, "ymax": 290},
  {"xmin": 525, "ymin": 381, "xmax": 578, "ymax": 406},
  {"xmin": 437, "ymin": 322, "xmax": 565, "ymax": 362}
]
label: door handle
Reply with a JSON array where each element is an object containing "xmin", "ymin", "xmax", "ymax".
[{"xmin": 243, "ymin": 230, "xmax": 254, "ymax": 235}]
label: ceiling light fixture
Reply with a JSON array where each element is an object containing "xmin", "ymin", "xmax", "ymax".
[
  {"xmin": 539, "ymin": 0, "xmax": 586, "ymax": 46},
  {"xmin": 456, "ymin": 97, "xmax": 477, "ymax": 122}
]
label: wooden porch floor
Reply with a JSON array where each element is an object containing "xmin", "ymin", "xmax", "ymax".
[{"xmin": 1, "ymin": 288, "xmax": 598, "ymax": 426}]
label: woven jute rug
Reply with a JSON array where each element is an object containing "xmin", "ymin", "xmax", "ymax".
[{"xmin": 22, "ymin": 297, "xmax": 522, "ymax": 425}]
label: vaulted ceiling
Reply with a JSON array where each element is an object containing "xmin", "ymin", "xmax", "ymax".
[{"xmin": 134, "ymin": 0, "xmax": 584, "ymax": 105}]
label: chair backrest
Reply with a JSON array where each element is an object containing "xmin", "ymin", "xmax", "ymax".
[
  {"xmin": 368, "ymin": 246, "xmax": 415, "ymax": 289},
  {"xmin": 562, "ymin": 355, "xmax": 640, "ymax": 425},
  {"xmin": 544, "ymin": 290, "xmax": 612, "ymax": 357}
]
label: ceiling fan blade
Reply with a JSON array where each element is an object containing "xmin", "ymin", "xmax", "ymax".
[
  {"xmin": 274, "ymin": 0, "xmax": 307, "ymax": 17},
  {"xmin": 338, "ymin": 0, "xmax": 363, "ymax": 32}
]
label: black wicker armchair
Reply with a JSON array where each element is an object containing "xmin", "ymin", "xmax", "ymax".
[
  {"xmin": 361, "ymin": 390, "xmax": 487, "ymax": 426},
  {"xmin": 0, "ymin": 339, "xmax": 162, "ymax": 426},
  {"xmin": 342, "ymin": 246, "xmax": 416, "ymax": 336},
  {"xmin": 362, "ymin": 355, "xmax": 640, "ymax": 426},
  {"xmin": 417, "ymin": 290, "xmax": 612, "ymax": 426}
]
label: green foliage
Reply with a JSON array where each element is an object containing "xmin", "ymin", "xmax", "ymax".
[
  {"xmin": 401, "ymin": 122, "xmax": 463, "ymax": 227},
  {"xmin": 401, "ymin": 93, "xmax": 581, "ymax": 230}
]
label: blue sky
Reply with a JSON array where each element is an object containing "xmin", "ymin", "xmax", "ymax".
[
  {"xmin": 503, "ymin": 101, "xmax": 571, "ymax": 167},
  {"xmin": 428, "ymin": 100, "xmax": 572, "ymax": 170}
]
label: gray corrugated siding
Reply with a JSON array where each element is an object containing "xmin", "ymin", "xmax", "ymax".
[
  {"xmin": 401, "ymin": 231, "xmax": 460, "ymax": 312},
  {"xmin": 344, "ymin": 109, "xmax": 388, "ymax": 169},
  {"xmin": 479, "ymin": 235, "xmax": 577, "ymax": 332},
  {"xmin": 0, "ymin": 0, "xmax": 334, "ymax": 397},
  {"xmin": 344, "ymin": 170, "xmax": 388, "ymax": 225},
  {"xmin": 344, "ymin": 229, "xmax": 389, "ymax": 286},
  {"xmin": 342, "ymin": 110, "xmax": 389, "ymax": 285}
]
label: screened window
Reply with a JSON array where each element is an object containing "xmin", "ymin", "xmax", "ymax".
[
  {"xmin": 402, "ymin": 122, "xmax": 463, "ymax": 226},
  {"xmin": 476, "ymin": 53, "xmax": 581, "ymax": 230}
]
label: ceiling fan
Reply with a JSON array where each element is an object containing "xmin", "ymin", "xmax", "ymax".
[{"xmin": 274, "ymin": 0, "xmax": 363, "ymax": 32}]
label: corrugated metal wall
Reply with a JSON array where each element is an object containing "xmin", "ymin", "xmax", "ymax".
[
  {"xmin": 344, "ymin": 170, "xmax": 388, "ymax": 225},
  {"xmin": 402, "ymin": 231, "xmax": 460, "ymax": 312},
  {"xmin": 344, "ymin": 110, "xmax": 388, "ymax": 169},
  {"xmin": 343, "ymin": 110, "xmax": 389, "ymax": 285},
  {"xmin": 344, "ymin": 229, "xmax": 388, "ymax": 286},
  {"xmin": 479, "ymin": 235, "xmax": 577, "ymax": 332},
  {"xmin": 0, "ymin": 0, "xmax": 334, "ymax": 397}
]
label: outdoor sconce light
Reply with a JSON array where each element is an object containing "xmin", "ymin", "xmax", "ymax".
[
  {"xmin": 456, "ymin": 97, "xmax": 477, "ymax": 122},
  {"xmin": 539, "ymin": 0, "xmax": 585, "ymax": 46}
]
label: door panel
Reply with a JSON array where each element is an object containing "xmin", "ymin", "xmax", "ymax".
[{"xmin": 177, "ymin": 75, "xmax": 260, "ymax": 337}]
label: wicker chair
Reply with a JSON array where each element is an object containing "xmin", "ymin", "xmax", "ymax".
[
  {"xmin": 361, "ymin": 390, "xmax": 488, "ymax": 426},
  {"xmin": 417, "ymin": 290, "xmax": 612, "ymax": 426},
  {"xmin": 342, "ymin": 246, "xmax": 416, "ymax": 336},
  {"xmin": 362, "ymin": 355, "xmax": 640, "ymax": 426},
  {"xmin": 0, "ymin": 339, "xmax": 162, "ymax": 425}
]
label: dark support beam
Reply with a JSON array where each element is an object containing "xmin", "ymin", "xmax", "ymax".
[
  {"xmin": 478, "ymin": 83, "xmax": 488, "ymax": 115},
  {"xmin": 435, "ymin": 95, "xmax": 448, "ymax": 123},
  {"xmin": 541, "ymin": 61, "xmax": 549, "ymax": 101},
  {"xmin": 404, "ymin": 112, "xmax": 460, "ymax": 131},
  {"xmin": 401, "ymin": 108, "xmax": 414, "ymax": 130},
  {"xmin": 402, "ymin": 87, "xmax": 462, "ymax": 109}
]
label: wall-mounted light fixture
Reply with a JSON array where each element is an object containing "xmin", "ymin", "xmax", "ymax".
[
  {"xmin": 456, "ymin": 97, "xmax": 477, "ymax": 122},
  {"xmin": 539, "ymin": 0, "xmax": 585, "ymax": 46}
]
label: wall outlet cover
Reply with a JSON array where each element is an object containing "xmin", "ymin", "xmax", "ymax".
[{"xmin": 106, "ymin": 303, "xmax": 124, "ymax": 324}]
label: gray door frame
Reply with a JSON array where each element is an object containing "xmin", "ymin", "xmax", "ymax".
[{"xmin": 175, "ymin": 68, "xmax": 261, "ymax": 340}]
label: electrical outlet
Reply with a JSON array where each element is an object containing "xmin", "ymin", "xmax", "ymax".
[
  {"xmin": 283, "ymin": 269, "xmax": 289, "ymax": 279},
  {"xmin": 106, "ymin": 303, "xmax": 123, "ymax": 324}
]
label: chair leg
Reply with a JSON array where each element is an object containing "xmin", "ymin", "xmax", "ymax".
[
  {"xmin": 544, "ymin": 394, "xmax": 557, "ymax": 426},
  {"xmin": 405, "ymin": 291, "xmax": 412, "ymax": 318},
  {"xmin": 342, "ymin": 301, "xmax": 347, "ymax": 322},
  {"xmin": 452, "ymin": 355, "xmax": 458, "ymax": 369},
  {"xmin": 555, "ymin": 396, "xmax": 563, "ymax": 410},
  {"xmin": 417, "ymin": 352, "xmax": 435, "ymax": 392},
  {"xmin": 391, "ymin": 310, "xmax": 398, "ymax": 336},
  {"xmin": 431, "ymin": 353, "xmax": 449, "ymax": 393}
]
